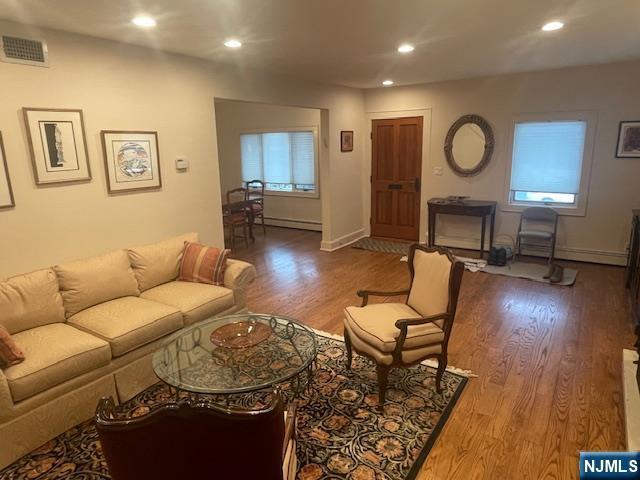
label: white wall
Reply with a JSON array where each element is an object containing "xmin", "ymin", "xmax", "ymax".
[
  {"xmin": 214, "ymin": 100, "xmax": 322, "ymax": 231},
  {"xmin": 364, "ymin": 60, "xmax": 640, "ymax": 265},
  {"xmin": 0, "ymin": 20, "xmax": 365, "ymax": 277}
]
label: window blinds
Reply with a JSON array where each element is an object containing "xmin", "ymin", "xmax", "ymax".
[
  {"xmin": 240, "ymin": 134, "xmax": 262, "ymax": 181},
  {"xmin": 240, "ymin": 131, "xmax": 315, "ymax": 187},
  {"xmin": 510, "ymin": 121, "xmax": 586, "ymax": 194}
]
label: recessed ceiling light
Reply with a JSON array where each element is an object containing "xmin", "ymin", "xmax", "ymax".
[
  {"xmin": 224, "ymin": 39, "xmax": 242, "ymax": 48},
  {"xmin": 542, "ymin": 21, "xmax": 564, "ymax": 31},
  {"xmin": 382, "ymin": 79, "xmax": 394, "ymax": 86},
  {"xmin": 397, "ymin": 44, "xmax": 415, "ymax": 53},
  {"xmin": 132, "ymin": 16, "xmax": 156, "ymax": 28}
]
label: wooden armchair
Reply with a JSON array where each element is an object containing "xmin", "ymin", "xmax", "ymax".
[
  {"xmin": 245, "ymin": 179, "xmax": 266, "ymax": 235},
  {"xmin": 343, "ymin": 244, "xmax": 464, "ymax": 406},
  {"xmin": 95, "ymin": 391, "xmax": 297, "ymax": 480}
]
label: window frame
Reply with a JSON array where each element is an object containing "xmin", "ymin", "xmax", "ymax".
[
  {"xmin": 503, "ymin": 111, "xmax": 597, "ymax": 217},
  {"xmin": 239, "ymin": 126, "xmax": 320, "ymax": 199}
]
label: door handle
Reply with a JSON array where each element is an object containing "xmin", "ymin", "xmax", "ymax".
[
  {"xmin": 388, "ymin": 184, "xmax": 402, "ymax": 190},
  {"xmin": 414, "ymin": 177, "xmax": 421, "ymax": 192}
]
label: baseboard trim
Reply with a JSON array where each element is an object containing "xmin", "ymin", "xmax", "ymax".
[
  {"xmin": 264, "ymin": 216, "xmax": 322, "ymax": 232},
  {"xmin": 320, "ymin": 229, "xmax": 366, "ymax": 252},
  {"xmin": 433, "ymin": 234, "xmax": 627, "ymax": 266}
]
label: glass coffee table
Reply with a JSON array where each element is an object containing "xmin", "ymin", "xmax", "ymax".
[{"xmin": 152, "ymin": 313, "xmax": 317, "ymax": 399}]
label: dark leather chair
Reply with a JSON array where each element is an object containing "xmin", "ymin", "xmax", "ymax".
[{"xmin": 95, "ymin": 391, "xmax": 296, "ymax": 480}]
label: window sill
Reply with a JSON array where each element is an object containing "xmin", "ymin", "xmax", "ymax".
[
  {"xmin": 264, "ymin": 190, "xmax": 319, "ymax": 199},
  {"xmin": 502, "ymin": 202, "xmax": 586, "ymax": 217}
]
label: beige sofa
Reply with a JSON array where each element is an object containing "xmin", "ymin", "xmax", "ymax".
[{"xmin": 0, "ymin": 233, "xmax": 256, "ymax": 469}]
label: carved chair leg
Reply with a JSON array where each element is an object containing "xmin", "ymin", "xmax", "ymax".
[
  {"xmin": 435, "ymin": 354, "xmax": 447, "ymax": 394},
  {"xmin": 261, "ymin": 213, "xmax": 267, "ymax": 235},
  {"xmin": 376, "ymin": 363, "xmax": 390, "ymax": 408},
  {"xmin": 343, "ymin": 327, "xmax": 353, "ymax": 370}
]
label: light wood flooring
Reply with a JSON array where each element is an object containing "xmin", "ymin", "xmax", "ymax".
[{"xmin": 232, "ymin": 226, "xmax": 635, "ymax": 480}]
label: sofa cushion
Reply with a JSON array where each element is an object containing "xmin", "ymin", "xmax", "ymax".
[
  {"xmin": 179, "ymin": 242, "xmax": 229, "ymax": 286},
  {"xmin": 4, "ymin": 323, "xmax": 111, "ymax": 402},
  {"xmin": 68, "ymin": 297, "xmax": 183, "ymax": 357},
  {"xmin": 141, "ymin": 281, "xmax": 235, "ymax": 326},
  {"xmin": 54, "ymin": 250, "xmax": 140, "ymax": 318},
  {"xmin": 344, "ymin": 303, "xmax": 444, "ymax": 353},
  {"xmin": 128, "ymin": 232, "xmax": 199, "ymax": 292},
  {"xmin": 0, "ymin": 269, "xmax": 66, "ymax": 334}
]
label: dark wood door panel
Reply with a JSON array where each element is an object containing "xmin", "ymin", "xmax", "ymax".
[{"xmin": 370, "ymin": 116, "xmax": 423, "ymax": 241}]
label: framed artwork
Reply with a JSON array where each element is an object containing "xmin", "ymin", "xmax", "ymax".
[
  {"xmin": 0, "ymin": 132, "xmax": 15, "ymax": 209},
  {"xmin": 23, "ymin": 108, "xmax": 91, "ymax": 184},
  {"xmin": 616, "ymin": 121, "xmax": 640, "ymax": 158},
  {"xmin": 341, "ymin": 130, "xmax": 354, "ymax": 152},
  {"xmin": 100, "ymin": 130, "xmax": 161, "ymax": 193}
]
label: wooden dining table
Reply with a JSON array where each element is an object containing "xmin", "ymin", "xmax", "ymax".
[{"xmin": 222, "ymin": 196, "xmax": 263, "ymax": 242}]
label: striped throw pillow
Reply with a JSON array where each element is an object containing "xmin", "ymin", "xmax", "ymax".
[
  {"xmin": 178, "ymin": 242, "xmax": 230, "ymax": 286},
  {"xmin": 0, "ymin": 325, "xmax": 25, "ymax": 368}
]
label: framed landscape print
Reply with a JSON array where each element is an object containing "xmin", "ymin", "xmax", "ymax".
[
  {"xmin": 23, "ymin": 108, "xmax": 91, "ymax": 184},
  {"xmin": 0, "ymin": 132, "xmax": 15, "ymax": 209},
  {"xmin": 341, "ymin": 130, "xmax": 354, "ymax": 152},
  {"xmin": 100, "ymin": 131, "xmax": 161, "ymax": 193},
  {"xmin": 616, "ymin": 121, "xmax": 640, "ymax": 158}
]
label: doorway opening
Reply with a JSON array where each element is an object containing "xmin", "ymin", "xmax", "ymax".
[{"xmin": 214, "ymin": 99, "xmax": 326, "ymax": 250}]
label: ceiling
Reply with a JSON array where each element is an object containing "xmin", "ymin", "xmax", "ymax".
[{"xmin": 0, "ymin": 0, "xmax": 638, "ymax": 88}]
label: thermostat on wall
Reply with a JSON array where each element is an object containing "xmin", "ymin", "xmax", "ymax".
[{"xmin": 175, "ymin": 158, "xmax": 189, "ymax": 171}]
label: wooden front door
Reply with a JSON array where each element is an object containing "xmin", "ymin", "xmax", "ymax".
[{"xmin": 370, "ymin": 116, "xmax": 423, "ymax": 241}]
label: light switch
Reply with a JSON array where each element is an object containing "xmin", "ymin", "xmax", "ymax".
[
  {"xmin": 433, "ymin": 166, "xmax": 443, "ymax": 176},
  {"xmin": 176, "ymin": 158, "xmax": 189, "ymax": 171}
]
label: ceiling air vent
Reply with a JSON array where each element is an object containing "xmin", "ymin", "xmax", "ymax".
[{"xmin": 1, "ymin": 35, "xmax": 49, "ymax": 67}]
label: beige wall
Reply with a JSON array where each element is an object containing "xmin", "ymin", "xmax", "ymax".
[
  {"xmin": 0, "ymin": 21, "xmax": 365, "ymax": 277},
  {"xmin": 364, "ymin": 60, "xmax": 640, "ymax": 265},
  {"xmin": 214, "ymin": 100, "xmax": 322, "ymax": 230}
]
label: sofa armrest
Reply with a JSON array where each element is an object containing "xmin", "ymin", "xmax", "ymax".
[
  {"xmin": 224, "ymin": 259, "xmax": 256, "ymax": 291},
  {"xmin": 0, "ymin": 369, "xmax": 14, "ymax": 423}
]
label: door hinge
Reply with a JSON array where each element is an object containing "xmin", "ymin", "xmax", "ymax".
[
  {"xmin": 370, "ymin": 132, "xmax": 373, "ymax": 140},
  {"xmin": 369, "ymin": 217, "xmax": 372, "ymax": 224},
  {"xmin": 370, "ymin": 175, "xmax": 372, "ymax": 183}
]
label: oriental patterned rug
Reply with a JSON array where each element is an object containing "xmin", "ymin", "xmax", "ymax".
[{"xmin": 0, "ymin": 332, "xmax": 468, "ymax": 480}]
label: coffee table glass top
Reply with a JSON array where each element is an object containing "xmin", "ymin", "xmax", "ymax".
[{"xmin": 152, "ymin": 313, "xmax": 317, "ymax": 395}]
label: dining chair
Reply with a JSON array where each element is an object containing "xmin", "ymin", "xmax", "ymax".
[
  {"xmin": 343, "ymin": 244, "xmax": 464, "ymax": 407},
  {"xmin": 224, "ymin": 188, "xmax": 250, "ymax": 250},
  {"xmin": 245, "ymin": 179, "xmax": 267, "ymax": 235},
  {"xmin": 515, "ymin": 206, "xmax": 558, "ymax": 267},
  {"xmin": 95, "ymin": 391, "xmax": 297, "ymax": 480}
]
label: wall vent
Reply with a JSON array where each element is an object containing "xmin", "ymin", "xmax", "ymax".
[{"xmin": 1, "ymin": 35, "xmax": 49, "ymax": 67}]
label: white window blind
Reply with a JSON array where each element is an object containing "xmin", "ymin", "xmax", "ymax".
[
  {"xmin": 291, "ymin": 131, "xmax": 315, "ymax": 185},
  {"xmin": 240, "ymin": 130, "xmax": 316, "ymax": 192},
  {"xmin": 240, "ymin": 134, "xmax": 262, "ymax": 181},
  {"xmin": 510, "ymin": 121, "xmax": 586, "ymax": 195}
]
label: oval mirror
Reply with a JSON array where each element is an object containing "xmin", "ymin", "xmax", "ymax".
[{"xmin": 444, "ymin": 114, "xmax": 494, "ymax": 177}]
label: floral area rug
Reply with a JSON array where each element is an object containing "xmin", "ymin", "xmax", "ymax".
[{"xmin": 0, "ymin": 333, "xmax": 467, "ymax": 480}]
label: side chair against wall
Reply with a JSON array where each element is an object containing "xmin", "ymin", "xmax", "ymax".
[
  {"xmin": 224, "ymin": 187, "xmax": 250, "ymax": 250},
  {"xmin": 343, "ymin": 244, "xmax": 464, "ymax": 407},
  {"xmin": 515, "ymin": 206, "xmax": 558, "ymax": 270},
  {"xmin": 95, "ymin": 390, "xmax": 297, "ymax": 480},
  {"xmin": 245, "ymin": 179, "xmax": 267, "ymax": 235}
]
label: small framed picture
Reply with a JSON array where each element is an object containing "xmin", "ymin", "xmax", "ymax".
[
  {"xmin": 341, "ymin": 130, "xmax": 354, "ymax": 152},
  {"xmin": 100, "ymin": 130, "xmax": 161, "ymax": 193},
  {"xmin": 23, "ymin": 108, "xmax": 91, "ymax": 184},
  {"xmin": 616, "ymin": 121, "xmax": 640, "ymax": 158},
  {"xmin": 0, "ymin": 132, "xmax": 15, "ymax": 209}
]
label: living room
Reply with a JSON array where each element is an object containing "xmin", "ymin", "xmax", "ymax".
[{"xmin": 0, "ymin": 1, "xmax": 639, "ymax": 479}]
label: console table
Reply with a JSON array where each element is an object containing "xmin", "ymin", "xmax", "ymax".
[{"xmin": 427, "ymin": 198, "xmax": 497, "ymax": 259}]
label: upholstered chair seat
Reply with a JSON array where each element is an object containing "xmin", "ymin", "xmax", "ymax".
[{"xmin": 343, "ymin": 245, "xmax": 464, "ymax": 406}]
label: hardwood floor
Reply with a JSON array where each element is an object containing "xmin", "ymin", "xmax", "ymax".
[{"xmin": 232, "ymin": 226, "xmax": 635, "ymax": 479}]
